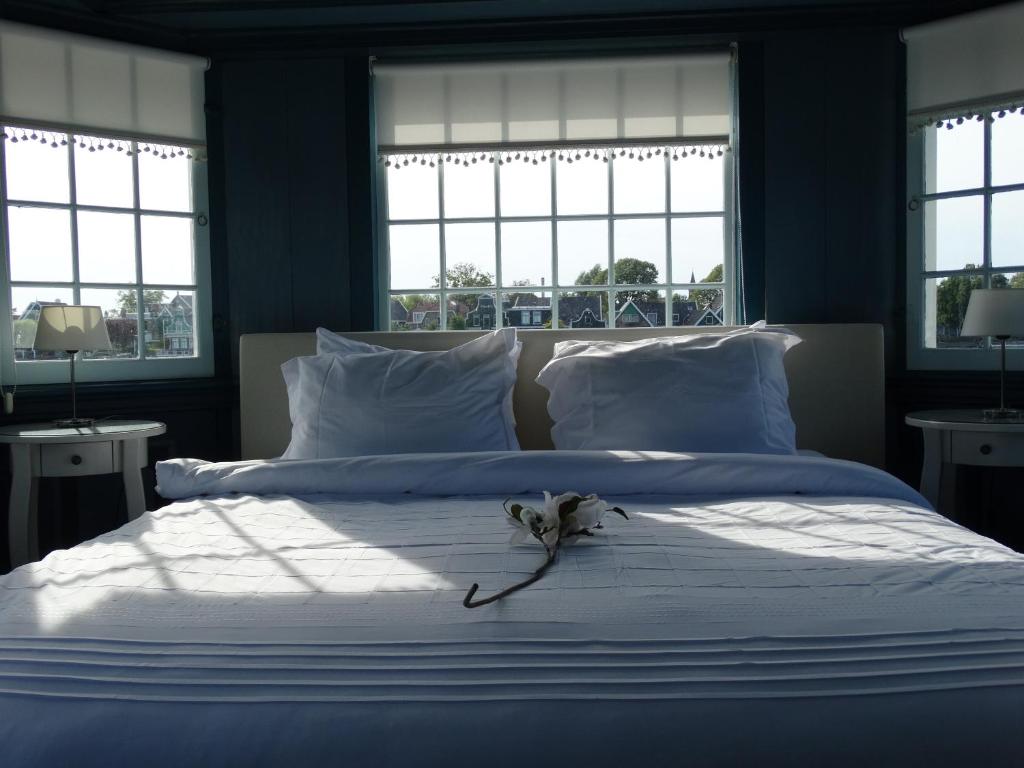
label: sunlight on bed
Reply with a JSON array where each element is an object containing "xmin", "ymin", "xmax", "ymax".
[{"xmin": 8, "ymin": 495, "xmax": 457, "ymax": 633}]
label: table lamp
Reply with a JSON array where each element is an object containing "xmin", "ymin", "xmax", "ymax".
[
  {"xmin": 961, "ymin": 288, "xmax": 1024, "ymax": 420},
  {"xmin": 32, "ymin": 305, "xmax": 112, "ymax": 427}
]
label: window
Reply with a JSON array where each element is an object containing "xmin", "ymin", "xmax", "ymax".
[
  {"xmin": 908, "ymin": 112, "xmax": 1024, "ymax": 367},
  {"xmin": 374, "ymin": 52, "xmax": 735, "ymax": 331},
  {"xmin": 0, "ymin": 126, "xmax": 211, "ymax": 383},
  {"xmin": 904, "ymin": 2, "xmax": 1024, "ymax": 368},
  {"xmin": 380, "ymin": 144, "xmax": 732, "ymax": 330}
]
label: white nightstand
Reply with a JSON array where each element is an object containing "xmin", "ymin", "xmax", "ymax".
[
  {"xmin": 905, "ymin": 409, "xmax": 1024, "ymax": 518},
  {"xmin": 0, "ymin": 419, "xmax": 166, "ymax": 568}
]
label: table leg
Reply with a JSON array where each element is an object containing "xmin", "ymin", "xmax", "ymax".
[
  {"xmin": 9, "ymin": 444, "xmax": 38, "ymax": 568},
  {"xmin": 122, "ymin": 439, "xmax": 147, "ymax": 521},
  {"xmin": 919, "ymin": 428, "xmax": 945, "ymax": 514}
]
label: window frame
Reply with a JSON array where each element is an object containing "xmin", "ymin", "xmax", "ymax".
[
  {"xmin": 376, "ymin": 143, "xmax": 735, "ymax": 331},
  {"xmin": 907, "ymin": 117, "xmax": 1024, "ymax": 370},
  {"xmin": 0, "ymin": 127, "xmax": 214, "ymax": 384}
]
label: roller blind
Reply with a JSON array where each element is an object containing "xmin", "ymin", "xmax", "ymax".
[
  {"xmin": 903, "ymin": 1, "xmax": 1024, "ymax": 127},
  {"xmin": 374, "ymin": 52, "xmax": 732, "ymax": 151},
  {"xmin": 0, "ymin": 20, "xmax": 208, "ymax": 144}
]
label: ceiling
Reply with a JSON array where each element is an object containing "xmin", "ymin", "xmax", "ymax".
[{"xmin": 0, "ymin": 0, "xmax": 1011, "ymax": 52}]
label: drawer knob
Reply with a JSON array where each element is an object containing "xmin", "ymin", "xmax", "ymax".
[
  {"xmin": 70, "ymin": 454, "xmax": 83, "ymax": 465},
  {"xmin": 980, "ymin": 444, "xmax": 993, "ymax": 456}
]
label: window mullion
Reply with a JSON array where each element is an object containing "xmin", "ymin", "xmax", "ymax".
[
  {"xmin": 493, "ymin": 153, "xmax": 502, "ymax": 330},
  {"xmin": 607, "ymin": 151, "xmax": 614, "ymax": 328},
  {"xmin": 437, "ymin": 159, "xmax": 447, "ymax": 331},
  {"xmin": 983, "ymin": 117, "xmax": 994, "ymax": 351},
  {"xmin": 550, "ymin": 154, "xmax": 559, "ymax": 328},
  {"xmin": 663, "ymin": 149, "xmax": 672, "ymax": 326},
  {"xmin": 67, "ymin": 137, "xmax": 81, "ymax": 305},
  {"xmin": 132, "ymin": 141, "xmax": 145, "ymax": 359}
]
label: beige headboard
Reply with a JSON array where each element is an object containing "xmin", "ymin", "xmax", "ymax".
[{"xmin": 239, "ymin": 324, "xmax": 885, "ymax": 467}]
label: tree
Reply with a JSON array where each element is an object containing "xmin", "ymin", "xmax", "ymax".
[
  {"xmin": 117, "ymin": 289, "xmax": 168, "ymax": 314},
  {"xmin": 574, "ymin": 258, "xmax": 660, "ymax": 304},
  {"xmin": 690, "ymin": 264, "xmax": 724, "ymax": 311},
  {"xmin": 434, "ymin": 262, "xmax": 495, "ymax": 319},
  {"xmin": 398, "ymin": 294, "xmax": 433, "ymax": 312}
]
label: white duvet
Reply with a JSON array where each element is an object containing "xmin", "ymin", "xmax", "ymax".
[{"xmin": 1, "ymin": 451, "xmax": 1023, "ymax": 766}]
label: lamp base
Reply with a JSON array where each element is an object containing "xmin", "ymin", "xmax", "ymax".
[
  {"xmin": 53, "ymin": 417, "xmax": 96, "ymax": 428},
  {"xmin": 983, "ymin": 407, "xmax": 1022, "ymax": 421}
]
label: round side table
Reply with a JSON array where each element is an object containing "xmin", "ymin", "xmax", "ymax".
[
  {"xmin": 905, "ymin": 409, "xmax": 1024, "ymax": 518},
  {"xmin": 0, "ymin": 419, "xmax": 166, "ymax": 568}
]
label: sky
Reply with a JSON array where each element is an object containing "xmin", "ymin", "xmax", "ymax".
[
  {"xmin": 929, "ymin": 112, "xmax": 1024, "ymax": 274},
  {"xmin": 386, "ymin": 149, "xmax": 726, "ymax": 292}
]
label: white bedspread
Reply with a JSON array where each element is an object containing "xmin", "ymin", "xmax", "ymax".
[{"xmin": 1, "ymin": 451, "xmax": 1022, "ymax": 766}]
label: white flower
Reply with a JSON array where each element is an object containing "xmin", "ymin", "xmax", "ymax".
[
  {"xmin": 565, "ymin": 494, "xmax": 605, "ymax": 534},
  {"xmin": 507, "ymin": 505, "xmax": 543, "ymax": 545}
]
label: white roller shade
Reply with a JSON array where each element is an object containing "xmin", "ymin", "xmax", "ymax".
[
  {"xmin": 0, "ymin": 20, "xmax": 208, "ymax": 144},
  {"xmin": 374, "ymin": 52, "xmax": 732, "ymax": 150},
  {"xmin": 903, "ymin": 2, "xmax": 1024, "ymax": 126}
]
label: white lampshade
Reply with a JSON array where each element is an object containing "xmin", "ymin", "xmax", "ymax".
[
  {"xmin": 961, "ymin": 289, "xmax": 1024, "ymax": 338},
  {"xmin": 32, "ymin": 305, "xmax": 112, "ymax": 352}
]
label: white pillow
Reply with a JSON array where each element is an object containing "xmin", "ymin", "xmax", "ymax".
[
  {"xmin": 534, "ymin": 323, "xmax": 801, "ymax": 454},
  {"xmin": 282, "ymin": 329, "xmax": 521, "ymax": 459},
  {"xmin": 315, "ymin": 327, "xmax": 389, "ymax": 356}
]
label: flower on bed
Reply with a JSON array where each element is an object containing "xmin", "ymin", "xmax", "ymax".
[
  {"xmin": 506, "ymin": 491, "xmax": 624, "ymax": 553},
  {"xmin": 465, "ymin": 492, "xmax": 628, "ymax": 608}
]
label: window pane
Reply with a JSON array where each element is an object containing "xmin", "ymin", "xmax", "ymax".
[
  {"xmin": 614, "ymin": 218, "xmax": 665, "ymax": 283},
  {"xmin": 615, "ymin": 289, "xmax": 666, "ymax": 328},
  {"xmin": 926, "ymin": 120, "xmax": 983, "ymax": 194},
  {"xmin": 443, "ymin": 223, "xmax": 496, "ymax": 287},
  {"xmin": 557, "ymin": 220, "xmax": 608, "ymax": 286},
  {"xmin": 672, "ymin": 289, "xmax": 724, "ymax": 326},
  {"xmin": 389, "ymin": 224, "xmax": 439, "ymax": 290},
  {"xmin": 993, "ymin": 272, "xmax": 1024, "ymax": 348},
  {"xmin": 612, "ymin": 153, "xmax": 664, "ymax": 214},
  {"xmin": 7, "ymin": 206, "xmax": 73, "ymax": 282},
  {"xmin": 449, "ymin": 291, "xmax": 496, "ymax": 330},
  {"xmin": 140, "ymin": 216, "xmax": 194, "ymax": 284},
  {"xmin": 671, "ymin": 217, "xmax": 725, "ymax": 284},
  {"xmin": 499, "ymin": 158, "xmax": 551, "ymax": 216},
  {"xmin": 923, "ymin": 197, "xmax": 983, "ymax": 271},
  {"xmin": 502, "ymin": 291, "xmax": 551, "ymax": 328},
  {"xmin": 556, "ymin": 157, "xmax": 607, "ymax": 215},
  {"xmin": 79, "ymin": 288, "xmax": 139, "ymax": 359},
  {"xmin": 389, "ymin": 293, "xmax": 440, "ymax": 331},
  {"xmin": 386, "ymin": 161, "xmax": 438, "ymax": 220},
  {"xmin": 141, "ymin": 290, "xmax": 195, "ymax": 358},
  {"xmin": 77, "ymin": 211, "xmax": 136, "ymax": 283},
  {"xmin": 11, "ymin": 286, "xmax": 74, "ymax": 358},
  {"xmin": 992, "ymin": 190, "xmax": 1024, "ymax": 268},
  {"xmin": 4, "ymin": 136, "xmax": 69, "ymax": 203},
  {"xmin": 925, "ymin": 275, "xmax": 985, "ymax": 348},
  {"xmin": 991, "ymin": 111, "xmax": 1024, "ymax": 187},
  {"xmin": 671, "ymin": 154, "xmax": 724, "ymax": 212},
  {"xmin": 443, "ymin": 159, "xmax": 494, "ymax": 218},
  {"xmin": 558, "ymin": 290, "xmax": 607, "ymax": 328},
  {"xmin": 75, "ymin": 144, "xmax": 133, "ymax": 208},
  {"xmin": 501, "ymin": 222, "xmax": 551, "ymax": 287},
  {"xmin": 139, "ymin": 150, "xmax": 192, "ymax": 212}
]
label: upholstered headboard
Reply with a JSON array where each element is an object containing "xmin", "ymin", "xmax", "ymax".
[{"xmin": 239, "ymin": 324, "xmax": 885, "ymax": 467}]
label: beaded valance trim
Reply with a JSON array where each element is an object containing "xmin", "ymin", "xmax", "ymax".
[
  {"xmin": 378, "ymin": 143, "xmax": 730, "ymax": 169},
  {"xmin": 1, "ymin": 126, "xmax": 202, "ymax": 160}
]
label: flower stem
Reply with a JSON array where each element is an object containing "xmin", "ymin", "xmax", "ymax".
[{"xmin": 463, "ymin": 549, "xmax": 557, "ymax": 608}]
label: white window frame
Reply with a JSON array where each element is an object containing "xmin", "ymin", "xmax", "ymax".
[
  {"xmin": 0, "ymin": 126, "xmax": 213, "ymax": 384},
  {"xmin": 377, "ymin": 143, "xmax": 735, "ymax": 331},
  {"xmin": 907, "ymin": 119, "xmax": 1024, "ymax": 370}
]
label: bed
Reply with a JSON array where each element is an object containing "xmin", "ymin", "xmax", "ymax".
[{"xmin": 1, "ymin": 324, "xmax": 1023, "ymax": 766}]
